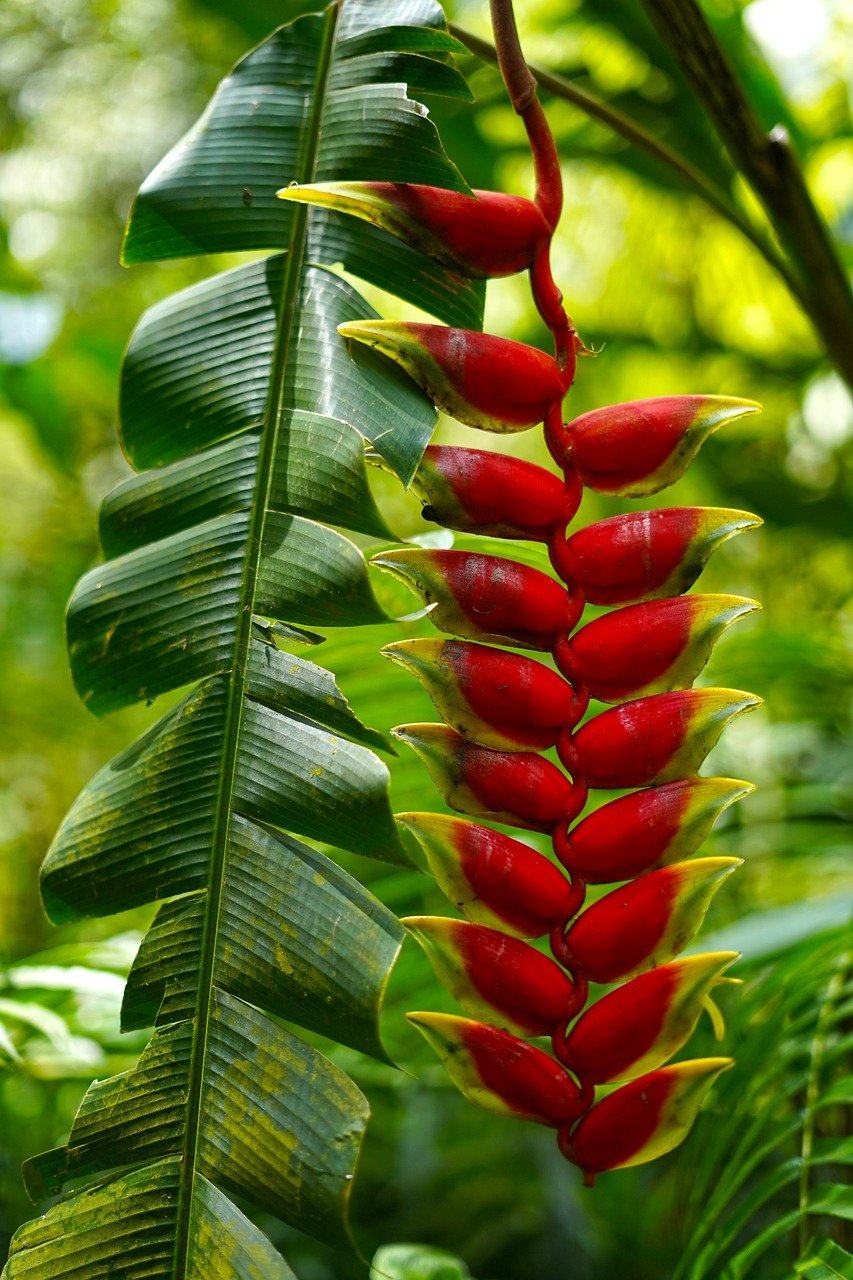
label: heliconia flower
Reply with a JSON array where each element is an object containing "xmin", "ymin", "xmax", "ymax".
[
  {"xmin": 338, "ymin": 321, "xmax": 568, "ymax": 432},
  {"xmin": 562, "ymin": 1058, "xmax": 733, "ymax": 1180},
  {"xmin": 555, "ymin": 952, "xmax": 738, "ymax": 1084},
  {"xmin": 549, "ymin": 508, "xmax": 762, "ymax": 606},
  {"xmin": 556, "ymin": 595, "xmax": 760, "ymax": 703},
  {"xmin": 393, "ymin": 724, "xmax": 586, "ymax": 831},
  {"xmin": 397, "ymin": 812, "xmax": 580, "ymax": 938},
  {"xmin": 555, "ymin": 777, "xmax": 754, "ymax": 883},
  {"xmin": 408, "ymin": 1012, "xmax": 590, "ymax": 1126},
  {"xmin": 558, "ymin": 688, "xmax": 761, "ymax": 789},
  {"xmin": 556, "ymin": 858, "xmax": 741, "ymax": 983},
  {"xmin": 383, "ymin": 638, "xmax": 586, "ymax": 751},
  {"xmin": 412, "ymin": 445, "xmax": 581, "ymax": 539},
  {"xmin": 276, "ymin": 182, "xmax": 551, "ymax": 277},
  {"xmin": 372, "ymin": 548, "xmax": 581, "ymax": 650},
  {"xmin": 561, "ymin": 396, "xmax": 760, "ymax": 497},
  {"xmin": 402, "ymin": 916, "xmax": 581, "ymax": 1037}
]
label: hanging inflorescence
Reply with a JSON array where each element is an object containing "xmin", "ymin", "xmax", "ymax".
[{"xmin": 277, "ymin": 16, "xmax": 761, "ymax": 1184}]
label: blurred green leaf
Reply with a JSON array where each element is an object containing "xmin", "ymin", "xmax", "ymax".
[
  {"xmin": 795, "ymin": 1237, "xmax": 853, "ymax": 1278},
  {"xmin": 371, "ymin": 1243, "xmax": 473, "ymax": 1280}
]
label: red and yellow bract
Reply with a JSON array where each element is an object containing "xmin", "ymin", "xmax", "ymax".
[{"xmin": 289, "ymin": 26, "xmax": 761, "ymax": 1181}]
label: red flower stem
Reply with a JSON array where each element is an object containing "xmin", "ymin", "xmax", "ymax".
[
  {"xmin": 557, "ymin": 1125, "xmax": 595, "ymax": 1184},
  {"xmin": 489, "ymin": 0, "xmax": 562, "ymax": 231},
  {"xmin": 489, "ymin": 0, "xmax": 579, "ymax": 374},
  {"xmin": 551, "ymin": 986, "xmax": 590, "ymax": 1060},
  {"xmin": 549, "ymin": 919, "xmax": 576, "ymax": 971},
  {"xmin": 532, "ymin": 245, "xmax": 575, "ymax": 369},
  {"xmin": 550, "ymin": 852, "xmax": 586, "ymax": 921},
  {"xmin": 552, "ymin": 1055, "xmax": 593, "ymax": 1110},
  {"xmin": 544, "ymin": 403, "xmax": 569, "ymax": 466}
]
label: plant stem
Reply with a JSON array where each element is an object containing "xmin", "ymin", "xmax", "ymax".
[
  {"xmin": 449, "ymin": 24, "xmax": 799, "ymax": 297},
  {"xmin": 638, "ymin": 0, "xmax": 853, "ymax": 386},
  {"xmin": 451, "ymin": 18, "xmax": 853, "ymax": 386},
  {"xmin": 488, "ymin": 0, "xmax": 575, "ymax": 366},
  {"xmin": 488, "ymin": 0, "xmax": 562, "ymax": 229}
]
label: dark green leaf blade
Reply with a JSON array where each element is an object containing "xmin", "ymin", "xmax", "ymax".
[
  {"xmin": 6, "ymin": 1158, "xmax": 300, "ymax": 1279},
  {"xmin": 119, "ymin": 258, "xmax": 437, "ymax": 484},
  {"xmin": 123, "ymin": 814, "xmax": 403, "ymax": 1060},
  {"xmin": 42, "ymin": 671, "xmax": 407, "ymax": 924},
  {"xmin": 198, "ymin": 990, "xmax": 369, "ymax": 1249},
  {"xmin": 120, "ymin": 12, "xmax": 482, "ymax": 329},
  {"xmin": 246, "ymin": 632, "xmax": 389, "ymax": 750},
  {"xmin": 5, "ymin": 1160, "xmax": 182, "ymax": 1280},
  {"xmin": 235, "ymin": 696, "xmax": 406, "ymax": 860}
]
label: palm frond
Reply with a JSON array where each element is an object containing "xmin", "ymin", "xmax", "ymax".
[{"xmin": 674, "ymin": 918, "xmax": 851, "ymax": 1280}]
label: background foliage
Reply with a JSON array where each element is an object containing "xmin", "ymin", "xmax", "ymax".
[{"xmin": 0, "ymin": 0, "xmax": 850, "ymax": 1276}]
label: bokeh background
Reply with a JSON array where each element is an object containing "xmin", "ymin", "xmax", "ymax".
[{"xmin": 0, "ymin": 1, "xmax": 850, "ymax": 1277}]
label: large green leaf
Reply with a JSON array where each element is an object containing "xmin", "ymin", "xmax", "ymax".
[
  {"xmin": 121, "ymin": 5, "xmax": 483, "ymax": 330},
  {"xmin": 99, "ymin": 411, "xmax": 394, "ymax": 557},
  {"xmin": 5, "ymin": 4, "xmax": 476, "ymax": 1276},
  {"xmin": 118, "ymin": 257, "xmax": 441, "ymax": 481}
]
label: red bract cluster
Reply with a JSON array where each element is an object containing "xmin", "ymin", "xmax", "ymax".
[{"xmin": 285, "ymin": 105, "xmax": 760, "ymax": 1185}]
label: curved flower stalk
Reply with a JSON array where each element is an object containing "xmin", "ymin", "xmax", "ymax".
[{"xmin": 284, "ymin": 3, "xmax": 761, "ymax": 1186}]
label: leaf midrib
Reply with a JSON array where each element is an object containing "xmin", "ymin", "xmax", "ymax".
[{"xmin": 172, "ymin": 4, "xmax": 343, "ymax": 1273}]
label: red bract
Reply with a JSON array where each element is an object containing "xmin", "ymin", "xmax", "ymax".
[
  {"xmin": 372, "ymin": 548, "xmax": 581, "ymax": 650},
  {"xmin": 413, "ymin": 445, "xmax": 581, "ymax": 539},
  {"xmin": 561, "ymin": 396, "xmax": 760, "ymax": 497},
  {"xmin": 397, "ymin": 812, "xmax": 578, "ymax": 938},
  {"xmin": 556, "ymin": 858, "xmax": 740, "ymax": 983},
  {"xmin": 383, "ymin": 638, "xmax": 586, "ymax": 751},
  {"xmin": 558, "ymin": 688, "xmax": 761, "ymax": 789},
  {"xmin": 409, "ymin": 1013, "xmax": 590, "ymax": 1126},
  {"xmin": 394, "ymin": 724, "xmax": 586, "ymax": 831},
  {"xmin": 557, "ymin": 595, "xmax": 759, "ymax": 702},
  {"xmin": 555, "ymin": 952, "xmax": 737, "ymax": 1084},
  {"xmin": 338, "ymin": 321, "xmax": 568, "ymax": 432},
  {"xmin": 403, "ymin": 916, "xmax": 582, "ymax": 1037},
  {"xmin": 563, "ymin": 1058, "xmax": 733, "ymax": 1179},
  {"xmin": 276, "ymin": 181, "xmax": 550, "ymax": 277},
  {"xmin": 550, "ymin": 507, "xmax": 761, "ymax": 605},
  {"xmin": 555, "ymin": 777, "xmax": 753, "ymax": 882}
]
